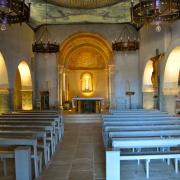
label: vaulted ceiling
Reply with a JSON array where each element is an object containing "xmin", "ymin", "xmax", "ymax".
[{"xmin": 29, "ymin": 0, "xmax": 138, "ymax": 29}]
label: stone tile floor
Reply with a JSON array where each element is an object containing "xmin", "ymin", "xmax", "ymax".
[
  {"xmin": 40, "ymin": 123, "xmax": 180, "ymax": 180},
  {"xmin": 1, "ymin": 123, "xmax": 180, "ymax": 180}
]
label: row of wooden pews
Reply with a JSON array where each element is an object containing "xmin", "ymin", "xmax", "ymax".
[
  {"xmin": 0, "ymin": 110, "xmax": 64, "ymax": 180},
  {"xmin": 102, "ymin": 109, "xmax": 180, "ymax": 180}
]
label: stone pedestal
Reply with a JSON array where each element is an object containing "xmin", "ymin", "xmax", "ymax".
[
  {"xmin": 21, "ymin": 90, "xmax": 33, "ymax": 110},
  {"xmin": 143, "ymin": 92, "xmax": 155, "ymax": 109},
  {"xmin": 0, "ymin": 88, "xmax": 10, "ymax": 114}
]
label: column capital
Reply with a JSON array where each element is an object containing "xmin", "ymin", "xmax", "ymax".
[{"xmin": 59, "ymin": 65, "xmax": 64, "ymax": 74}]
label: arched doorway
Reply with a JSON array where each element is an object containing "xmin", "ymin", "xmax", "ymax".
[
  {"xmin": 59, "ymin": 32, "xmax": 113, "ymax": 112},
  {"xmin": 14, "ymin": 61, "xmax": 33, "ymax": 110},
  {"xmin": 162, "ymin": 46, "xmax": 180, "ymax": 114},
  {"xmin": 142, "ymin": 60, "xmax": 154, "ymax": 109},
  {"xmin": 0, "ymin": 52, "xmax": 9, "ymax": 114}
]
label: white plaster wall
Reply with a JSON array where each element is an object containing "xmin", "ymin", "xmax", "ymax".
[
  {"xmin": 0, "ymin": 24, "xmax": 34, "ymax": 88},
  {"xmin": 35, "ymin": 24, "xmax": 139, "ymax": 108},
  {"xmin": 35, "ymin": 53, "xmax": 58, "ymax": 107},
  {"xmin": 113, "ymin": 51, "xmax": 139, "ymax": 109},
  {"xmin": 0, "ymin": 23, "xmax": 34, "ymax": 110},
  {"xmin": 139, "ymin": 21, "xmax": 180, "ymax": 113}
]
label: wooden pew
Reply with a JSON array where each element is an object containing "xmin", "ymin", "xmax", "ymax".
[
  {"xmin": 0, "ymin": 130, "xmax": 49, "ymax": 166},
  {"xmin": 102, "ymin": 113, "xmax": 174, "ymax": 118},
  {"xmin": 1, "ymin": 114, "xmax": 64, "ymax": 138},
  {"xmin": 106, "ymin": 138, "xmax": 180, "ymax": 180},
  {"xmin": 0, "ymin": 137, "xmax": 41, "ymax": 178},
  {"xmin": 0, "ymin": 125, "xmax": 55, "ymax": 155},
  {"xmin": 108, "ymin": 130, "xmax": 180, "ymax": 147},
  {"xmin": 103, "ymin": 120, "xmax": 180, "ymax": 126},
  {"xmin": 103, "ymin": 125, "xmax": 180, "ymax": 147},
  {"xmin": 0, "ymin": 117, "xmax": 61, "ymax": 143},
  {"xmin": 102, "ymin": 116, "xmax": 179, "ymax": 121}
]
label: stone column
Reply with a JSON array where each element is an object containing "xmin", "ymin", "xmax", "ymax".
[
  {"xmin": 59, "ymin": 66, "xmax": 64, "ymax": 110},
  {"xmin": 0, "ymin": 87, "xmax": 10, "ymax": 114},
  {"xmin": 9, "ymin": 88, "xmax": 14, "ymax": 111},
  {"xmin": 108, "ymin": 65, "xmax": 115, "ymax": 111},
  {"xmin": 64, "ymin": 69, "xmax": 69, "ymax": 101}
]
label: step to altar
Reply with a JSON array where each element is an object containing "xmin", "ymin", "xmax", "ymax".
[{"xmin": 64, "ymin": 113, "xmax": 102, "ymax": 123}]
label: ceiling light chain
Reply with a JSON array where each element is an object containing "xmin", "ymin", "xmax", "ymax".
[
  {"xmin": 131, "ymin": 0, "xmax": 180, "ymax": 31},
  {"xmin": 112, "ymin": 25, "xmax": 139, "ymax": 51},
  {"xmin": 32, "ymin": 0, "xmax": 59, "ymax": 53},
  {"xmin": 0, "ymin": 0, "xmax": 30, "ymax": 31}
]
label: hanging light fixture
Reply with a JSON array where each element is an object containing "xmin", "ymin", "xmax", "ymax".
[
  {"xmin": 131, "ymin": 0, "xmax": 180, "ymax": 31},
  {"xmin": 32, "ymin": 0, "xmax": 59, "ymax": 53},
  {"xmin": 112, "ymin": 25, "xmax": 139, "ymax": 51},
  {"xmin": 0, "ymin": 0, "xmax": 30, "ymax": 31}
]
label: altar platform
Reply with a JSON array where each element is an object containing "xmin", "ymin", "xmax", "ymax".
[{"xmin": 72, "ymin": 97, "xmax": 104, "ymax": 113}]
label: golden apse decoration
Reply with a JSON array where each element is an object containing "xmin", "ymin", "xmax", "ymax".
[{"xmin": 59, "ymin": 32, "xmax": 113, "ymax": 109}]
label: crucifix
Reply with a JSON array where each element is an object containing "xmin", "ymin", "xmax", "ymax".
[{"xmin": 151, "ymin": 49, "xmax": 164, "ymax": 109}]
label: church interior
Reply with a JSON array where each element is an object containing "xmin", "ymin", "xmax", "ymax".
[{"xmin": 0, "ymin": 0, "xmax": 180, "ymax": 180}]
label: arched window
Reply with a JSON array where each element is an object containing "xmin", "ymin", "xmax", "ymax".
[{"xmin": 81, "ymin": 72, "xmax": 93, "ymax": 93}]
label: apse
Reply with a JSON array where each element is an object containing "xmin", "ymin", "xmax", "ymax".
[
  {"xmin": 59, "ymin": 32, "xmax": 113, "ymax": 111},
  {"xmin": 14, "ymin": 61, "xmax": 33, "ymax": 110}
]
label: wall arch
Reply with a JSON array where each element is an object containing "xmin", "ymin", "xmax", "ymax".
[
  {"xmin": 163, "ymin": 46, "xmax": 180, "ymax": 94},
  {"xmin": 0, "ymin": 51, "xmax": 9, "ymax": 114},
  {"xmin": 143, "ymin": 60, "xmax": 154, "ymax": 93},
  {"xmin": 60, "ymin": 31, "xmax": 113, "ymax": 67},
  {"xmin": 160, "ymin": 46, "xmax": 180, "ymax": 114},
  {"xmin": 58, "ymin": 32, "xmax": 113, "ymax": 111},
  {"xmin": 142, "ymin": 59, "xmax": 155, "ymax": 109},
  {"xmin": 14, "ymin": 61, "xmax": 33, "ymax": 110}
]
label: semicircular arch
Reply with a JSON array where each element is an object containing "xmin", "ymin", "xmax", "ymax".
[
  {"xmin": 60, "ymin": 32, "xmax": 113, "ymax": 68},
  {"xmin": 0, "ymin": 52, "xmax": 9, "ymax": 88},
  {"xmin": 163, "ymin": 46, "xmax": 180, "ymax": 94}
]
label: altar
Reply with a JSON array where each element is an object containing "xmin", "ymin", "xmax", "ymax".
[{"xmin": 72, "ymin": 97, "xmax": 103, "ymax": 113}]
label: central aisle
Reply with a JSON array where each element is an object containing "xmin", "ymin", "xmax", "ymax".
[
  {"xmin": 41, "ymin": 123, "xmax": 105, "ymax": 180},
  {"xmin": 40, "ymin": 122, "xmax": 180, "ymax": 180}
]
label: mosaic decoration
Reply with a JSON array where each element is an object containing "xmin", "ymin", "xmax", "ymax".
[{"xmin": 29, "ymin": 0, "xmax": 139, "ymax": 28}]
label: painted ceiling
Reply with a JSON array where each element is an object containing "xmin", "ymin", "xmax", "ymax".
[{"xmin": 29, "ymin": 0, "xmax": 138, "ymax": 29}]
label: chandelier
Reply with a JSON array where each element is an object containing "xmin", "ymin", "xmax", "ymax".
[
  {"xmin": 32, "ymin": 0, "xmax": 59, "ymax": 53},
  {"xmin": 131, "ymin": 0, "xmax": 180, "ymax": 30},
  {"xmin": 112, "ymin": 25, "xmax": 139, "ymax": 51},
  {"xmin": 0, "ymin": 0, "xmax": 30, "ymax": 31}
]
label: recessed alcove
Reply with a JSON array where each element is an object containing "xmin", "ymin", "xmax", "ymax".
[{"xmin": 14, "ymin": 61, "xmax": 33, "ymax": 110}]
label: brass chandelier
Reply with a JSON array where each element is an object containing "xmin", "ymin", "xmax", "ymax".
[
  {"xmin": 131, "ymin": 0, "xmax": 180, "ymax": 29},
  {"xmin": 32, "ymin": 0, "xmax": 59, "ymax": 53},
  {"xmin": 112, "ymin": 25, "xmax": 139, "ymax": 51},
  {"xmin": 0, "ymin": 0, "xmax": 30, "ymax": 31}
]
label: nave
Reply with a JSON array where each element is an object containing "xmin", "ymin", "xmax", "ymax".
[
  {"xmin": 1, "ymin": 111, "xmax": 180, "ymax": 180},
  {"xmin": 42, "ymin": 122, "xmax": 180, "ymax": 180}
]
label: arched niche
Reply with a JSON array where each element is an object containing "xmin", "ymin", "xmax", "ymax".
[
  {"xmin": 143, "ymin": 60, "xmax": 154, "ymax": 93},
  {"xmin": 162, "ymin": 47, "xmax": 180, "ymax": 114},
  {"xmin": 0, "ymin": 52, "xmax": 9, "ymax": 114},
  {"xmin": 14, "ymin": 61, "xmax": 33, "ymax": 110},
  {"xmin": 81, "ymin": 72, "xmax": 93, "ymax": 94},
  {"xmin": 142, "ymin": 60, "xmax": 155, "ymax": 109},
  {"xmin": 59, "ymin": 32, "xmax": 113, "ymax": 111}
]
